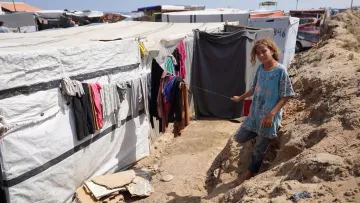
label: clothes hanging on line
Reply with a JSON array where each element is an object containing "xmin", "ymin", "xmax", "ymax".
[
  {"xmin": 157, "ymin": 71, "xmax": 169, "ymax": 133},
  {"xmin": 173, "ymin": 82, "xmax": 190, "ymax": 137},
  {"xmin": 139, "ymin": 42, "xmax": 148, "ymax": 57},
  {"xmin": 156, "ymin": 73, "xmax": 190, "ymax": 137},
  {"xmin": 90, "ymin": 83, "xmax": 104, "ymax": 130},
  {"xmin": 165, "ymin": 56, "xmax": 176, "ymax": 74},
  {"xmin": 177, "ymin": 40, "xmax": 187, "ymax": 79},
  {"xmin": 100, "ymin": 84, "xmax": 121, "ymax": 124},
  {"xmin": 129, "ymin": 74, "xmax": 150, "ymax": 118},
  {"xmin": 70, "ymin": 83, "xmax": 96, "ymax": 140},
  {"xmin": 150, "ymin": 60, "xmax": 164, "ymax": 132},
  {"xmin": 60, "ymin": 77, "xmax": 85, "ymax": 97}
]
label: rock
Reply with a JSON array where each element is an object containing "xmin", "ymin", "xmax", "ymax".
[
  {"xmin": 311, "ymin": 176, "xmax": 321, "ymax": 183},
  {"xmin": 349, "ymin": 53, "xmax": 354, "ymax": 60},
  {"xmin": 153, "ymin": 164, "xmax": 159, "ymax": 171},
  {"xmin": 126, "ymin": 176, "xmax": 154, "ymax": 197},
  {"xmin": 161, "ymin": 174, "xmax": 174, "ymax": 182},
  {"xmin": 354, "ymin": 189, "xmax": 358, "ymax": 193},
  {"xmin": 344, "ymin": 191, "xmax": 353, "ymax": 196},
  {"xmin": 332, "ymin": 197, "xmax": 341, "ymax": 202}
]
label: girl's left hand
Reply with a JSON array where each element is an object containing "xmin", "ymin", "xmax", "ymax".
[{"xmin": 261, "ymin": 114, "xmax": 274, "ymax": 128}]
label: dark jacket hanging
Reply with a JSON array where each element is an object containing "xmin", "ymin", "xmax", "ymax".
[
  {"xmin": 72, "ymin": 84, "xmax": 96, "ymax": 140},
  {"xmin": 168, "ymin": 77, "xmax": 184, "ymax": 123}
]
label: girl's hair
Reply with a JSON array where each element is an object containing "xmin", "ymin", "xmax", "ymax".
[{"xmin": 250, "ymin": 39, "xmax": 281, "ymax": 65}]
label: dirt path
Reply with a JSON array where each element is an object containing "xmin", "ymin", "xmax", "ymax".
[{"xmin": 131, "ymin": 120, "xmax": 239, "ymax": 203}]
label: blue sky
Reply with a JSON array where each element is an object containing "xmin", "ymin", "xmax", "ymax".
[{"xmin": 21, "ymin": 0, "xmax": 356, "ymax": 12}]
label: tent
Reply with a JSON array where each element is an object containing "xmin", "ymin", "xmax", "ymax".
[
  {"xmin": 249, "ymin": 16, "xmax": 300, "ymax": 68},
  {"xmin": 161, "ymin": 9, "xmax": 284, "ymax": 25},
  {"xmin": 0, "ymin": 21, "xmax": 233, "ymax": 203},
  {"xmin": 0, "ymin": 12, "xmax": 37, "ymax": 33},
  {"xmin": 161, "ymin": 9, "xmax": 250, "ymax": 25}
]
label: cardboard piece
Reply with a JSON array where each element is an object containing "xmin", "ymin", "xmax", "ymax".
[
  {"xmin": 84, "ymin": 181, "xmax": 126, "ymax": 200},
  {"xmin": 91, "ymin": 170, "xmax": 136, "ymax": 189},
  {"xmin": 75, "ymin": 185, "xmax": 99, "ymax": 203}
]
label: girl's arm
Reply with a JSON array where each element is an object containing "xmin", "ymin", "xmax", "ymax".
[
  {"xmin": 231, "ymin": 90, "xmax": 254, "ymax": 102},
  {"xmin": 262, "ymin": 97, "xmax": 290, "ymax": 128}
]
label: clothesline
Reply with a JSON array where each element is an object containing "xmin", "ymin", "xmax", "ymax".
[{"xmin": 184, "ymin": 83, "xmax": 232, "ymax": 100}]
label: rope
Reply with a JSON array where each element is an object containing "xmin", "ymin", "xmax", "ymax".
[{"xmin": 184, "ymin": 83, "xmax": 232, "ymax": 100}]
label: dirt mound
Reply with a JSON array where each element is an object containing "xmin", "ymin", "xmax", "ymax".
[{"xmin": 208, "ymin": 10, "xmax": 360, "ymax": 203}]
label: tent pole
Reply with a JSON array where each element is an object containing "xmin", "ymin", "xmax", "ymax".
[
  {"xmin": 12, "ymin": 0, "xmax": 17, "ymax": 12},
  {"xmin": 296, "ymin": 0, "xmax": 299, "ymax": 10}
]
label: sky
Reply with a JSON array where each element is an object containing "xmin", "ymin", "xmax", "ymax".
[{"xmin": 20, "ymin": 0, "xmax": 357, "ymax": 13}]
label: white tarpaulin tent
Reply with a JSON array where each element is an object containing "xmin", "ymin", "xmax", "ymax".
[
  {"xmin": 0, "ymin": 12, "xmax": 37, "ymax": 33},
  {"xmin": 162, "ymin": 9, "xmax": 250, "ymax": 25},
  {"xmin": 249, "ymin": 16, "xmax": 300, "ymax": 68},
  {"xmin": 0, "ymin": 21, "xmax": 231, "ymax": 203}
]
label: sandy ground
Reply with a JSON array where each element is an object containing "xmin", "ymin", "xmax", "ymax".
[{"xmin": 127, "ymin": 120, "xmax": 240, "ymax": 203}]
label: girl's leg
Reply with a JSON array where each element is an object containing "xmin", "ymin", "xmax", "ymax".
[
  {"xmin": 248, "ymin": 135, "xmax": 271, "ymax": 174},
  {"xmin": 234, "ymin": 135, "xmax": 270, "ymax": 186},
  {"xmin": 233, "ymin": 126, "xmax": 258, "ymax": 186},
  {"xmin": 235, "ymin": 125, "xmax": 258, "ymax": 144}
]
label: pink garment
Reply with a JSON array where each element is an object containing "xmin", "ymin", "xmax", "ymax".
[
  {"xmin": 90, "ymin": 83, "xmax": 104, "ymax": 129},
  {"xmin": 157, "ymin": 71, "xmax": 171, "ymax": 132},
  {"xmin": 177, "ymin": 40, "xmax": 186, "ymax": 79}
]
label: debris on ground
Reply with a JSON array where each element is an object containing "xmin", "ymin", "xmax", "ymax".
[
  {"xmin": 161, "ymin": 174, "xmax": 174, "ymax": 182},
  {"xmin": 288, "ymin": 191, "xmax": 311, "ymax": 202},
  {"xmin": 126, "ymin": 176, "xmax": 154, "ymax": 197},
  {"xmin": 74, "ymin": 169, "xmax": 154, "ymax": 203}
]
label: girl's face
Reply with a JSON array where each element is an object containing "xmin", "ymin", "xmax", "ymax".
[{"xmin": 256, "ymin": 44, "xmax": 274, "ymax": 64}]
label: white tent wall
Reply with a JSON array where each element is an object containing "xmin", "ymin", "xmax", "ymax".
[
  {"xmin": 248, "ymin": 17, "xmax": 300, "ymax": 68},
  {"xmin": 0, "ymin": 12, "xmax": 37, "ymax": 33},
  {"xmin": 162, "ymin": 11, "xmax": 249, "ymax": 26},
  {"xmin": 0, "ymin": 39, "xmax": 151, "ymax": 203}
]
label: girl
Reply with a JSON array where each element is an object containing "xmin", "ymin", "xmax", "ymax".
[{"xmin": 231, "ymin": 39, "xmax": 295, "ymax": 186}]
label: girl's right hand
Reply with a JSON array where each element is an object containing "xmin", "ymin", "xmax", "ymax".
[{"xmin": 231, "ymin": 96, "xmax": 241, "ymax": 102}]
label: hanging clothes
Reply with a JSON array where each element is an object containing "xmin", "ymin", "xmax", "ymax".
[
  {"xmin": 88, "ymin": 84, "xmax": 99, "ymax": 130},
  {"xmin": 129, "ymin": 74, "xmax": 149, "ymax": 118},
  {"xmin": 140, "ymin": 74, "xmax": 150, "ymax": 116},
  {"xmin": 60, "ymin": 77, "xmax": 96, "ymax": 140},
  {"xmin": 177, "ymin": 40, "xmax": 187, "ymax": 79},
  {"xmin": 129, "ymin": 77, "xmax": 142, "ymax": 117},
  {"xmin": 150, "ymin": 60, "xmax": 164, "ymax": 132},
  {"xmin": 173, "ymin": 82, "xmax": 190, "ymax": 137},
  {"xmin": 168, "ymin": 77, "xmax": 184, "ymax": 123},
  {"xmin": 100, "ymin": 84, "xmax": 121, "ymax": 124},
  {"xmin": 116, "ymin": 81, "xmax": 129, "ymax": 103},
  {"xmin": 60, "ymin": 77, "xmax": 85, "ymax": 97},
  {"xmin": 90, "ymin": 83, "xmax": 104, "ymax": 129},
  {"xmin": 172, "ymin": 48, "xmax": 181, "ymax": 73},
  {"xmin": 139, "ymin": 42, "xmax": 148, "ymax": 57},
  {"xmin": 163, "ymin": 76, "xmax": 175, "ymax": 102},
  {"xmin": 71, "ymin": 84, "xmax": 96, "ymax": 140},
  {"xmin": 157, "ymin": 72, "xmax": 170, "ymax": 133},
  {"xmin": 165, "ymin": 56, "xmax": 175, "ymax": 74}
]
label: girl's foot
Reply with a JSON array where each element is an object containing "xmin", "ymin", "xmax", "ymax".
[{"xmin": 232, "ymin": 170, "xmax": 253, "ymax": 187}]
